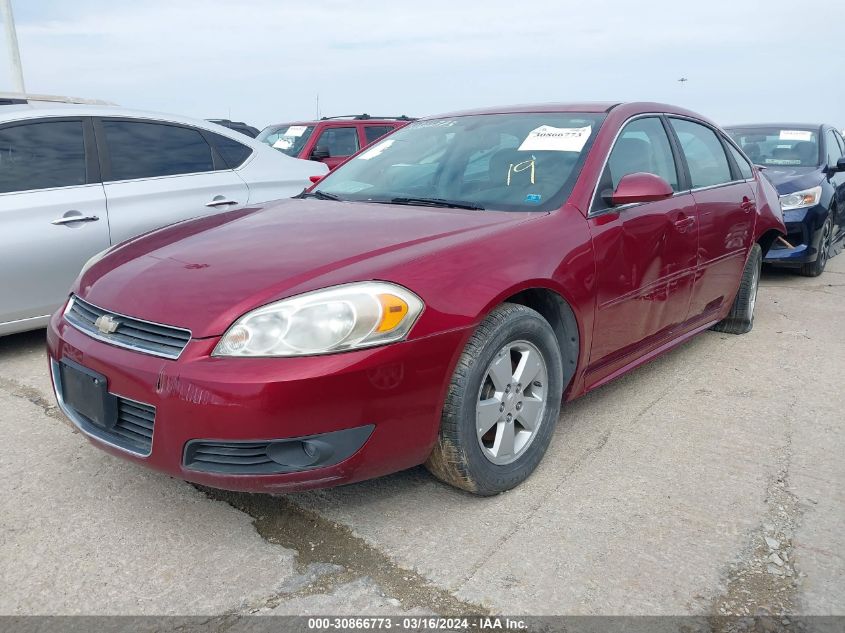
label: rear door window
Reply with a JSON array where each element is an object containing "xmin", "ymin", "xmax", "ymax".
[
  {"xmin": 670, "ymin": 118, "xmax": 732, "ymax": 188},
  {"xmin": 102, "ymin": 120, "xmax": 214, "ymax": 181},
  {"xmin": 364, "ymin": 125, "xmax": 395, "ymax": 145},
  {"xmin": 0, "ymin": 120, "xmax": 87, "ymax": 193},
  {"xmin": 313, "ymin": 127, "xmax": 360, "ymax": 158}
]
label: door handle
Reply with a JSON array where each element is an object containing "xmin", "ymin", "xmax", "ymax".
[
  {"xmin": 740, "ymin": 199, "xmax": 755, "ymax": 213},
  {"xmin": 206, "ymin": 198, "xmax": 239, "ymax": 208},
  {"xmin": 51, "ymin": 214, "xmax": 100, "ymax": 225},
  {"xmin": 673, "ymin": 216, "xmax": 696, "ymax": 232}
]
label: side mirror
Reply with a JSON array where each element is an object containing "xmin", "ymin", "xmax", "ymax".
[
  {"xmin": 607, "ymin": 172, "xmax": 674, "ymax": 206},
  {"xmin": 310, "ymin": 146, "xmax": 330, "ymax": 161},
  {"xmin": 834, "ymin": 157, "xmax": 845, "ymax": 173}
]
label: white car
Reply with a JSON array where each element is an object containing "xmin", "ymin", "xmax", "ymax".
[{"xmin": 0, "ymin": 94, "xmax": 328, "ymax": 336}]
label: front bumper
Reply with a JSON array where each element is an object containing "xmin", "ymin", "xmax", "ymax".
[
  {"xmin": 764, "ymin": 205, "xmax": 827, "ymax": 266},
  {"xmin": 47, "ymin": 309, "xmax": 469, "ymax": 492}
]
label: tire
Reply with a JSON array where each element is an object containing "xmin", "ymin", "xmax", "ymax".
[
  {"xmin": 711, "ymin": 243, "xmax": 762, "ymax": 335},
  {"xmin": 799, "ymin": 213, "xmax": 833, "ymax": 277},
  {"xmin": 425, "ymin": 303, "xmax": 563, "ymax": 495}
]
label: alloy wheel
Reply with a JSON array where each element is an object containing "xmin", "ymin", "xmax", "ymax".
[
  {"xmin": 475, "ymin": 340, "xmax": 548, "ymax": 465},
  {"xmin": 748, "ymin": 258, "xmax": 761, "ymax": 317},
  {"xmin": 818, "ymin": 216, "xmax": 832, "ymax": 269}
]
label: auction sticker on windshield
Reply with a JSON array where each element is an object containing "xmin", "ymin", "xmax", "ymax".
[
  {"xmin": 285, "ymin": 125, "xmax": 308, "ymax": 137},
  {"xmin": 765, "ymin": 158, "xmax": 802, "ymax": 165},
  {"xmin": 779, "ymin": 130, "xmax": 813, "ymax": 142},
  {"xmin": 519, "ymin": 125, "xmax": 592, "ymax": 152},
  {"xmin": 409, "ymin": 119, "xmax": 458, "ymax": 129},
  {"xmin": 357, "ymin": 139, "xmax": 394, "ymax": 160}
]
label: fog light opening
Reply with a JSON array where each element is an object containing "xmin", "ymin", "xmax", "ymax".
[{"xmin": 266, "ymin": 439, "xmax": 334, "ymax": 468}]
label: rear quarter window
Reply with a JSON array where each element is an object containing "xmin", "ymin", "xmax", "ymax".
[
  {"xmin": 726, "ymin": 143, "xmax": 754, "ymax": 179},
  {"xmin": 209, "ymin": 132, "xmax": 253, "ymax": 169}
]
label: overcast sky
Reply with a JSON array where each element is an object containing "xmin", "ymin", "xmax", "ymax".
[{"xmin": 2, "ymin": 0, "xmax": 842, "ymax": 130}]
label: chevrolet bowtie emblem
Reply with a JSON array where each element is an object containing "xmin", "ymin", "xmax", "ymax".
[{"xmin": 94, "ymin": 314, "xmax": 120, "ymax": 334}]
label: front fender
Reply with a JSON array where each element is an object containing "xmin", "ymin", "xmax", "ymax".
[{"xmin": 752, "ymin": 171, "xmax": 787, "ymax": 243}]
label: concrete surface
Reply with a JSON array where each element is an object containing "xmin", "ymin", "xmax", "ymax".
[{"xmin": 0, "ymin": 257, "xmax": 842, "ymax": 616}]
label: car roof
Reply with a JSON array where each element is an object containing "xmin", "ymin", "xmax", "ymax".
[
  {"xmin": 725, "ymin": 123, "xmax": 826, "ymax": 131},
  {"xmin": 0, "ymin": 101, "xmax": 258, "ymax": 143},
  {"xmin": 429, "ymin": 102, "xmax": 619, "ymax": 117},
  {"xmin": 263, "ymin": 118, "xmax": 408, "ymax": 129},
  {"xmin": 264, "ymin": 103, "xmax": 719, "ymax": 129},
  {"xmin": 0, "ymin": 92, "xmax": 117, "ymax": 106},
  {"xmin": 420, "ymin": 101, "xmax": 713, "ymax": 122}
]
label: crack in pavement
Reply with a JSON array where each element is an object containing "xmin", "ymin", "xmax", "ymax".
[
  {"xmin": 708, "ymin": 395, "xmax": 806, "ymax": 630},
  {"xmin": 454, "ymin": 426, "xmax": 611, "ymax": 592},
  {"xmin": 0, "ymin": 375, "xmax": 72, "ymax": 427},
  {"xmin": 767, "ymin": 284, "xmax": 845, "ymax": 297},
  {"xmin": 195, "ymin": 487, "xmax": 489, "ymax": 616},
  {"xmin": 21, "ymin": 372, "xmax": 469, "ymax": 617},
  {"xmin": 12, "ymin": 367, "xmax": 478, "ymax": 616},
  {"xmin": 454, "ymin": 354, "xmax": 699, "ymax": 593}
]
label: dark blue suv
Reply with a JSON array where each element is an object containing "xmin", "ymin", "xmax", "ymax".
[{"xmin": 726, "ymin": 123, "xmax": 845, "ymax": 276}]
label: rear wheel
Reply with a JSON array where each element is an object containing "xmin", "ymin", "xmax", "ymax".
[
  {"xmin": 711, "ymin": 243, "xmax": 762, "ymax": 335},
  {"xmin": 799, "ymin": 213, "xmax": 833, "ymax": 277},
  {"xmin": 425, "ymin": 303, "xmax": 563, "ymax": 495}
]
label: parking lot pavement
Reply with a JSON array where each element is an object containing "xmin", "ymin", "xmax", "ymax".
[{"xmin": 1, "ymin": 257, "xmax": 842, "ymax": 616}]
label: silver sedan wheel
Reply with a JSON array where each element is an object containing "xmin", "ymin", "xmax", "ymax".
[{"xmin": 475, "ymin": 340, "xmax": 548, "ymax": 465}]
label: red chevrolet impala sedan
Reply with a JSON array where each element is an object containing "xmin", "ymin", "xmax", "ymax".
[{"xmin": 47, "ymin": 102, "xmax": 785, "ymax": 496}]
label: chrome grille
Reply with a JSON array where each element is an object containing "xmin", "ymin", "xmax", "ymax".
[{"xmin": 65, "ymin": 296, "xmax": 191, "ymax": 359}]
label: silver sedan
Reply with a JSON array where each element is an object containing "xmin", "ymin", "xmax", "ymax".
[{"xmin": 0, "ymin": 96, "xmax": 327, "ymax": 336}]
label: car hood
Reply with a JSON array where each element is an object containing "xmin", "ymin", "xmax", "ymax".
[
  {"xmin": 760, "ymin": 165, "xmax": 824, "ymax": 194},
  {"xmin": 78, "ymin": 199, "xmax": 535, "ymax": 338}
]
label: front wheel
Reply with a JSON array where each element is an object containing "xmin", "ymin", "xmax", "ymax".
[
  {"xmin": 711, "ymin": 243, "xmax": 762, "ymax": 335},
  {"xmin": 799, "ymin": 213, "xmax": 833, "ymax": 277},
  {"xmin": 425, "ymin": 303, "xmax": 563, "ymax": 495}
]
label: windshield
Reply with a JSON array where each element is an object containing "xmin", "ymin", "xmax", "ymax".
[
  {"xmin": 726, "ymin": 127, "xmax": 821, "ymax": 168},
  {"xmin": 313, "ymin": 112, "xmax": 605, "ymax": 212},
  {"xmin": 256, "ymin": 124, "xmax": 316, "ymax": 157}
]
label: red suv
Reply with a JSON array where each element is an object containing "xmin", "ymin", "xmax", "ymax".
[
  {"xmin": 48, "ymin": 102, "xmax": 785, "ymax": 496},
  {"xmin": 257, "ymin": 114, "xmax": 414, "ymax": 170}
]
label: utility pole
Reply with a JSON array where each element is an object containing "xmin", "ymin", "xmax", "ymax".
[{"xmin": 1, "ymin": 0, "xmax": 25, "ymax": 93}]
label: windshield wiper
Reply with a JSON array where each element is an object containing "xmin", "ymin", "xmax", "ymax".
[
  {"xmin": 296, "ymin": 190, "xmax": 343, "ymax": 201},
  {"xmin": 389, "ymin": 197, "xmax": 485, "ymax": 211}
]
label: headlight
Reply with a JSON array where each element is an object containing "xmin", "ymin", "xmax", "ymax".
[
  {"xmin": 78, "ymin": 245, "xmax": 118, "ymax": 278},
  {"xmin": 213, "ymin": 282, "xmax": 424, "ymax": 357},
  {"xmin": 779, "ymin": 186, "xmax": 822, "ymax": 211}
]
